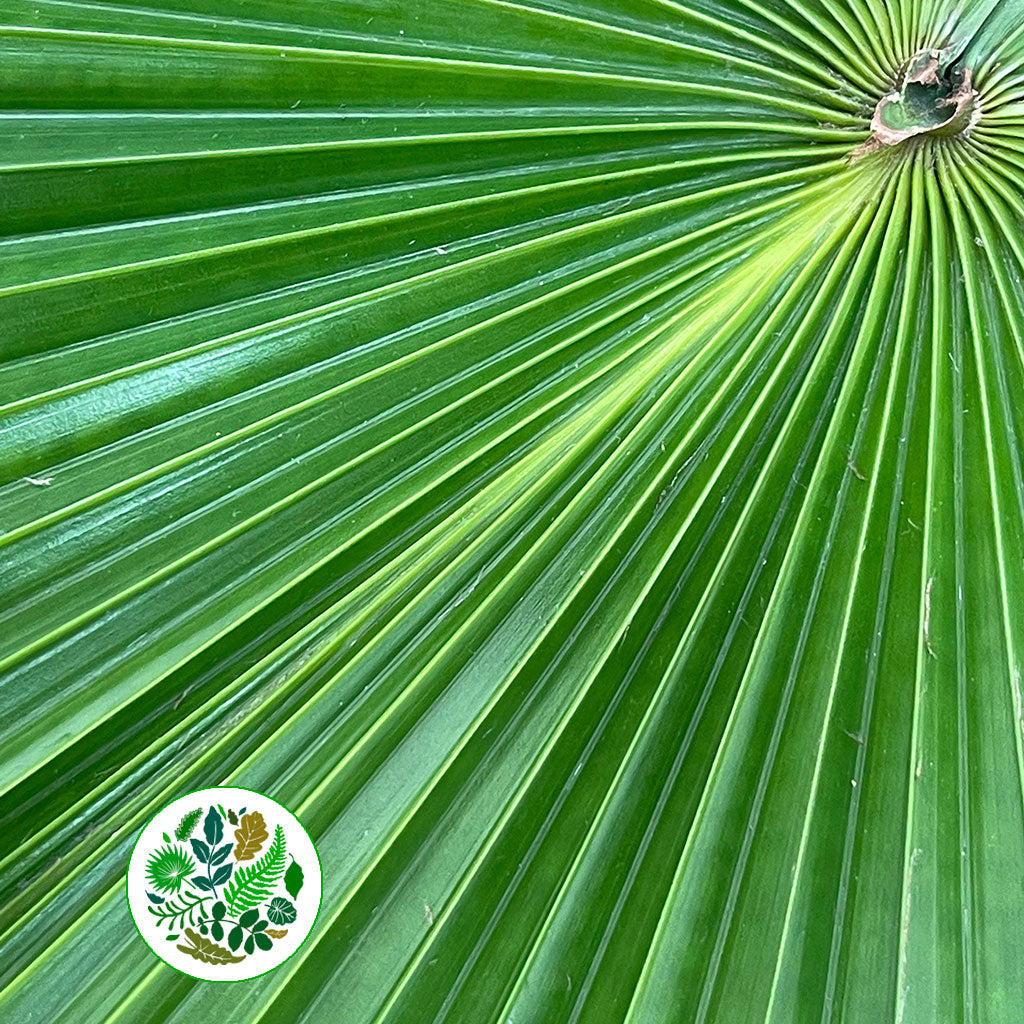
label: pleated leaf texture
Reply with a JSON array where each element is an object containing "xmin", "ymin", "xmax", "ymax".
[{"xmin": 2, "ymin": 0, "xmax": 1024, "ymax": 1020}]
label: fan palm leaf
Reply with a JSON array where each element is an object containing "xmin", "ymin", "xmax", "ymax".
[
  {"xmin": 145, "ymin": 844, "xmax": 196, "ymax": 896},
  {"xmin": 1, "ymin": 0, "xmax": 1024, "ymax": 1020}
]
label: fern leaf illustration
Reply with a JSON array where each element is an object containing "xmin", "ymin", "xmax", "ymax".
[
  {"xmin": 223, "ymin": 824, "xmax": 286, "ymax": 916},
  {"xmin": 147, "ymin": 890, "xmax": 210, "ymax": 930},
  {"xmin": 174, "ymin": 807, "xmax": 202, "ymax": 841}
]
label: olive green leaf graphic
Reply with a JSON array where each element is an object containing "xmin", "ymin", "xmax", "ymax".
[
  {"xmin": 265, "ymin": 929, "xmax": 288, "ymax": 940},
  {"xmin": 223, "ymin": 825, "xmax": 286, "ymax": 915},
  {"xmin": 145, "ymin": 844, "xmax": 196, "ymax": 895},
  {"xmin": 176, "ymin": 928, "xmax": 245, "ymax": 965},
  {"xmin": 172, "ymin": 808, "xmax": 202, "ymax": 842},
  {"xmin": 266, "ymin": 898, "xmax": 296, "ymax": 926},
  {"xmin": 233, "ymin": 811, "xmax": 268, "ymax": 862}
]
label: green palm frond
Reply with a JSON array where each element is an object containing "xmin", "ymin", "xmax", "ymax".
[
  {"xmin": 145, "ymin": 845, "xmax": 196, "ymax": 896},
  {"xmin": 2, "ymin": 0, "xmax": 1024, "ymax": 1020}
]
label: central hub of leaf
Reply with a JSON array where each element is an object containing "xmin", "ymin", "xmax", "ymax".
[{"xmin": 868, "ymin": 48, "xmax": 980, "ymax": 148}]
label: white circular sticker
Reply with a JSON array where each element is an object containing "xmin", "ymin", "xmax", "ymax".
[{"xmin": 127, "ymin": 787, "xmax": 322, "ymax": 982}]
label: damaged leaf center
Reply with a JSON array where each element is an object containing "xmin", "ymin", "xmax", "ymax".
[{"xmin": 866, "ymin": 48, "xmax": 980, "ymax": 150}]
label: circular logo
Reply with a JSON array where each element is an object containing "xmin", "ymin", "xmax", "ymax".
[{"xmin": 127, "ymin": 787, "xmax": 322, "ymax": 981}]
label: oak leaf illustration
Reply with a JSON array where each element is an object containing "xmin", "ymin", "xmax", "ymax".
[
  {"xmin": 233, "ymin": 811, "xmax": 268, "ymax": 861},
  {"xmin": 176, "ymin": 927, "xmax": 245, "ymax": 964}
]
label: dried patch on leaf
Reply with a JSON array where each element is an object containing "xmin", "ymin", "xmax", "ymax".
[{"xmin": 852, "ymin": 48, "xmax": 980, "ymax": 159}]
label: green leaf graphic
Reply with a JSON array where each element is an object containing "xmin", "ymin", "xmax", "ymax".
[
  {"xmin": 172, "ymin": 809, "xmax": 202, "ymax": 843},
  {"xmin": 203, "ymin": 807, "xmax": 223, "ymax": 847},
  {"xmin": 147, "ymin": 891, "xmax": 210, "ymax": 931},
  {"xmin": 211, "ymin": 863, "xmax": 233, "ymax": 887},
  {"xmin": 144, "ymin": 845, "xmax": 196, "ymax": 896},
  {"xmin": 223, "ymin": 826, "xmax": 286, "ymax": 916},
  {"xmin": 266, "ymin": 898, "xmax": 296, "ymax": 926},
  {"xmin": 284, "ymin": 858, "xmax": 304, "ymax": 901},
  {"xmin": 210, "ymin": 842, "xmax": 233, "ymax": 866}
]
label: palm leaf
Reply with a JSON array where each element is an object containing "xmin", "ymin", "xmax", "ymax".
[{"xmin": 1, "ymin": 0, "xmax": 1023, "ymax": 1020}]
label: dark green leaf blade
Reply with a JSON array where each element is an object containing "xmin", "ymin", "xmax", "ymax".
[{"xmin": 284, "ymin": 858, "xmax": 303, "ymax": 902}]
